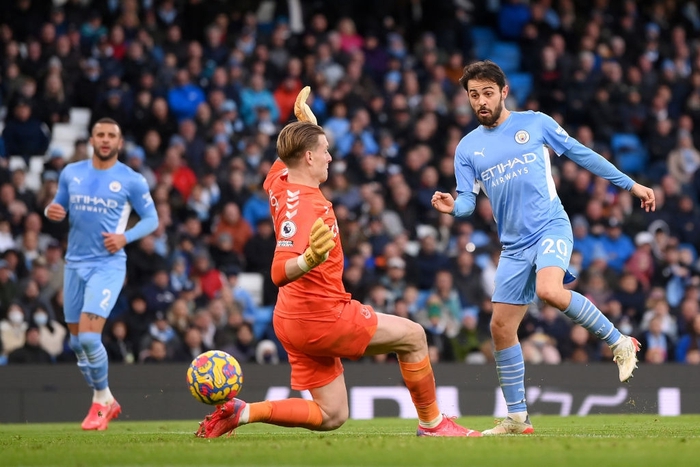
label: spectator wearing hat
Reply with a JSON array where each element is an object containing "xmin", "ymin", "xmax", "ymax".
[
  {"xmin": 44, "ymin": 147, "xmax": 68, "ymax": 175},
  {"xmin": 7, "ymin": 325, "xmax": 53, "ymax": 364},
  {"xmin": 627, "ymin": 231, "xmax": 656, "ymax": 290},
  {"xmin": 2, "ymin": 98, "xmax": 50, "ymax": 161},
  {"xmin": 126, "ymin": 146, "xmax": 157, "ymax": 189},
  {"xmin": 255, "ymin": 339, "xmax": 280, "ymax": 365}
]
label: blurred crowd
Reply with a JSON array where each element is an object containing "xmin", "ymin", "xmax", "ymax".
[{"xmin": 1, "ymin": 0, "xmax": 700, "ymax": 368}]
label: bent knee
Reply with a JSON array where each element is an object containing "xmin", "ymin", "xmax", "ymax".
[
  {"xmin": 406, "ymin": 321, "xmax": 427, "ymax": 352},
  {"xmin": 321, "ymin": 407, "xmax": 348, "ymax": 431},
  {"xmin": 536, "ymin": 285, "xmax": 566, "ymax": 307}
]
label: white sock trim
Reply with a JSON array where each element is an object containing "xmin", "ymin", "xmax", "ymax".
[{"xmin": 93, "ymin": 387, "xmax": 114, "ymax": 405}]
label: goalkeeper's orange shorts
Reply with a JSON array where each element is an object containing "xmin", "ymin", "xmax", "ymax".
[{"xmin": 273, "ymin": 300, "xmax": 378, "ymax": 391}]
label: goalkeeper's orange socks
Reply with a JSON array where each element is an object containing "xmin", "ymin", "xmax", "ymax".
[
  {"xmin": 399, "ymin": 356, "xmax": 443, "ymax": 428},
  {"xmin": 244, "ymin": 399, "xmax": 323, "ymax": 429}
]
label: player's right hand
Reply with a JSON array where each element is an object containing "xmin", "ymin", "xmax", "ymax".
[
  {"xmin": 45, "ymin": 203, "xmax": 67, "ymax": 221},
  {"xmin": 431, "ymin": 191, "xmax": 455, "ymax": 215},
  {"xmin": 301, "ymin": 218, "xmax": 335, "ymax": 270}
]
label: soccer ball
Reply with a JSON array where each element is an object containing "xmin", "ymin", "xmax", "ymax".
[{"xmin": 186, "ymin": 350, "xmax": 244, "ymax": 405}]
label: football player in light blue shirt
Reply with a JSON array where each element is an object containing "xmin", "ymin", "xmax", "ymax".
[
  {"xmin": 45, "ymin": 118, "xmax": 158, "ymax": 430},
  {"xmin": 432, "ymin": 61, "xmax": 656, "ymax": 435}
]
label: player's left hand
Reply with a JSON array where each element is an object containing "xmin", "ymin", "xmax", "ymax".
[
  {"xmin": 102, "ymin": 232, "xmax": 127, "ymax": 253},
  {"xmin": 630, "ymin": 183, "xmax": 656, "ymax": 212}
]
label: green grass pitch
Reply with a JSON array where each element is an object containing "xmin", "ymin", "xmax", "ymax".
[{"xmin": 2, "ymin": 415, "xmax": 699, "ymax": 467}]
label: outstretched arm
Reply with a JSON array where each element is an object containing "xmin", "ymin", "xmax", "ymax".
[{"xmin": 564, "ymin": 141, "xmax": 655, "ymax": 212}]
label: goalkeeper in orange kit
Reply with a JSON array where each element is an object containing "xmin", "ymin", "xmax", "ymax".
[{"xmin": 195, "ymin": 88, "xmax": 482, "ymax": 438}]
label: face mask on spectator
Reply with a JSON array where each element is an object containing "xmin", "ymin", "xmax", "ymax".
[
  {"xmin": 9, "ymin": 310, "xmax": 24, "ymax": 324},
  {"xmin": 34, "ymin": 312, "xmax": 48, "ymax": 326}
]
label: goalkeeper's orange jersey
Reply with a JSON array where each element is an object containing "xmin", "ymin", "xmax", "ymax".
[{"xmin": 263, "ymin": 159, "xmax": 350, "ymax": 320}]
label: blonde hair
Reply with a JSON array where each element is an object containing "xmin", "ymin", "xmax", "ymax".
[{"xmin": 276, "ymin": 121, "xmax": 324, "ymax": 167}]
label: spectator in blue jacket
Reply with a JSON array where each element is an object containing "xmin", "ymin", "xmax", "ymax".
[
  {"xmin": 239, "ymin": 73, "xmax": 280, "ymax": 127},
  {"xmin": 167, "ymin": 69, "xmax": 205, "ymax": 121}
]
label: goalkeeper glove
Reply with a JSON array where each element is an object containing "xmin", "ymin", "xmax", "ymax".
[
  {"xmin": 294, "ymin": 86, "xmax": 318, "ymax": 124},
  {"xmin": 297, "ymin": 218, "xmax": 335, "ymax": 272}
]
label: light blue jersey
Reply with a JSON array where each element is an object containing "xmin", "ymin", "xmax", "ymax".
[
  {"xmin": 52, "ymin": 160, "xmax": 158, "ymax": 265},
  {"xmin": 454, "ymin": 111, "xmax": 634, "ymax": 252},
  {"xmin": 454, "ymin": 111, "xmax": 574, "ymax": 251},
  {"xmin": 51, "ymin": 160, "xmax": 158, "ymax": 322}
]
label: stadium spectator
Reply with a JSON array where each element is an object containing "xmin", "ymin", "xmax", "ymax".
[
  {"xmin": 31, "ymin": 304, "xmax": 66, "ymax": 359},
  {"xmin": 0, "ymin": 303, "xmax": 28, "ymax": 357},
  {"xmin": 7, "ymin": 325, "xmax": 53, "ymax": 364},
  {"xmin": 2, "ymin": 98, "xmax": 50, "ymax": 160}
]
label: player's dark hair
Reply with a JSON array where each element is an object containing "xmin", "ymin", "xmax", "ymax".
[
  {"xmin": 91, "ymin": 117, "xmax": 122, "ymax": 135},
  {"xmin": 459, "ymin": 60, "xmax": 507, "ymax": 92},
  {"xmin": 276, "ymin": 121, "xmax": 325, "ymax": 167}
]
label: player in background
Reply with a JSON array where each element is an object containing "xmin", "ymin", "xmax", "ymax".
[
  {"xmin": 432, "ymin": 61, "xmax": 655, "ymax": 435},
  {"xmin": 45, "ymin": 118, "xmax": 158, "ymax": 430},
  {"xmin": 196, "ymin": 88, "xmax": 482, "ymax": 438}
]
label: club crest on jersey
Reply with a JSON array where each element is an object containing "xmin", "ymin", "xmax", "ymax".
[
  {"xmin": 515, "ymin": 130, "xmax": 530, "ymax": 144},
  {"xmin": 109, "ymin": 181, "xmax": 122, "ymax": 192},
  {"xmin": 280, "ymin": 220, "xmax": 297, "ymax": 238}
]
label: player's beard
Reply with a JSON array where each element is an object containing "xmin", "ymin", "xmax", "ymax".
[
  {"xmin": 93, "ymin": 147, "xmax": 119, "ymax": 161},
  {"xmin": 475, "ymin": 96, "xmax": 504, "ymax": 127}
]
